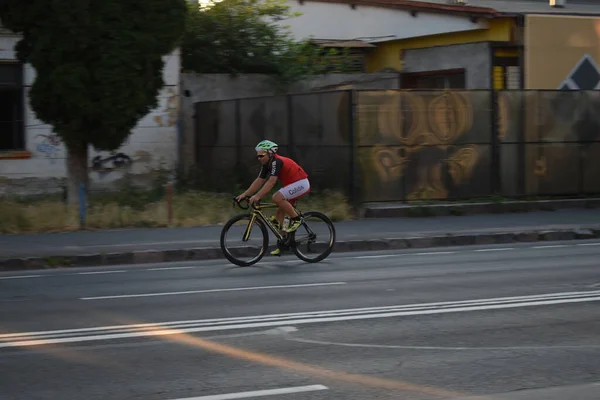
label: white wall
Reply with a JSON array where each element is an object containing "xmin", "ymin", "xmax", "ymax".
[
  {"xmin": 277, "ymin": 0, "xmax": 488, "ymax": 42},
  {"xmin": 0, "ymin": 33, "xmax": 180, "ymax": 194}
]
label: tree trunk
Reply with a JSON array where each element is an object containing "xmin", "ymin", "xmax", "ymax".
[{"xmin": 66, "ymin": 142, "xmax": 89, "ymax": 206}]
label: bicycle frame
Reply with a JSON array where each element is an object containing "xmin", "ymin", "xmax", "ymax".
[
  {"xmin": 234, "ymin": 198, "xmax": 299, "ymax": 243},
  {"xmin": 244, "ymin": 203, "xmax": 284, "ymax": 242}
]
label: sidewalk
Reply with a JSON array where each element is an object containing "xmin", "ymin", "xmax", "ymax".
[{"xmin": 2, "ymin": 208, "xmax": 600, "ymax": 270}]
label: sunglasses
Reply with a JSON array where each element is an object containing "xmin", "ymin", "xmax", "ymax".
[{"xmin": 256, "ymin": 153, "xmax": 267, "ymax": 159}]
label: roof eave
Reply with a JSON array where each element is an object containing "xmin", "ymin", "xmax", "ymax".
[{"xmin": 299, "ymin": 0, "xmax": 500, "ymax": 18}]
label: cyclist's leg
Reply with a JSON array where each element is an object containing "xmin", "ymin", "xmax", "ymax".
[
  {"xmin": 275, "ymin": 207, "xmax": 285, "ymax": 227},
  {"xmin": 270, "ymin": 193, "xmax": 291, "ymax": 256},
  {"xmin": 268, "ymin": 207, "xmax": 285, "ymax": 231},
  {"xmin": 274, "ymin": 178, "xmax": 310, "ymax": 232},
  {"xmin": 269, "ymin": 179, "xmax": 310, "ymax": 256}
]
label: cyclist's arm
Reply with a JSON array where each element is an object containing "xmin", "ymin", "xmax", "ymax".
[
  {"xmin": 241, "ymin": 166, "xmax": 268, "ymax": 197},
  {"xmin": 255, "ymin": 158, "xmax": 282, "ymax": 199},
  {"xmin": 256, "ymin": 176, "xmax": 278, "ymax": 199},
  {"xmin": 242, "ymin": 177, "xmax": 265, "ymax": 197}
]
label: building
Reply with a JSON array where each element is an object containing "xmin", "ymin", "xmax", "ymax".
[
  {"xmin": 0, "ymin": 21, "xmax": 181, "ymax": 195},
  {"xmin": 411, "ymin": 0, "xmax": 600, "ymax": 90},
  {"xmin": 281, "ymin": 0, "xmax": 600, "ymax": 89},
  {"xmin": 279, "ymin": 0, "xmax": 502, "ymax": 82}
]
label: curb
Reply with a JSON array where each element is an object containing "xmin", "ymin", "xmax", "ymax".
[
  {"xmin": 1, "ymin": 227, "xmax": 600, "ymax": 271},
  {"xmin": 361, "ymin": 198, "xmax": 600, "ymax": 218}
]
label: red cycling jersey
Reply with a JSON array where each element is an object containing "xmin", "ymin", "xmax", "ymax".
[{"xmin": 258, "ymin": 154, "xmax": 308, "ymax": 187}]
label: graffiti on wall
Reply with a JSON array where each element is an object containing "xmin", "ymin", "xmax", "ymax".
[
  {"xmin": 192, "ymin": 88, "xmax": 600, "ymax": 202},
  {"xmin": 34, "ymin": 134, "xmax": 62, "ymax": 163},
  {"xmin": 153, "ymin": 88, "xmax": 178, "ymax": 127},
  {"xmin": 357, "ymin": 91, "xmax": 485, "ymax": 201},
  {"xmin": 501, "ymin": 90, "xmax": 600, "ymax": 195},
  {"xmin": 91, "ymin": 150, "xmax": 153, "ymax": 180}
]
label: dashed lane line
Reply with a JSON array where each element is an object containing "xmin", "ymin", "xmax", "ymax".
[
  {"xmin": 0, "ymin": 275, "xmax": 42, "ymax": 280},
  {"xmin": 166, "ymin": 385, "xmax": 329, "ymax": 400},
  {"xmin": 1, "ymin": 241, "xmax": 600, "ymax": 281},
  {"xmin": 77, "ymin": 270, "xmax": 127, "ymax": 275},
  {"xmin": 474, "ymin": 248, "xmax": 514, "ymax": 252}
]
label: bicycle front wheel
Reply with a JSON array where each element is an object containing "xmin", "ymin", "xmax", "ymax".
[
  {"xmin": 220, "ymin": 213, "xmax": 268, "ymax": 267},
  {"xmin": 290, "ymin": 211, "xmax": 336, "ymax": 263}
]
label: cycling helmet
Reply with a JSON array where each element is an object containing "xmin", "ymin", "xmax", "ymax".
[{"xmin": 255, "ymin": 140, "xmax": 278, "ymax": 154}]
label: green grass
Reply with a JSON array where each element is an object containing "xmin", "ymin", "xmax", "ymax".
[{"xmin": 0, "ymin": 189, "xmax": 354, "ymax": 234}]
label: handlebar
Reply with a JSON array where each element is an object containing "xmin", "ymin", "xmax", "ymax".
[
  {"xmin": 232, "ymin": 197, "xmax": 277, "ymax": 211},
  {"xmin": 232, "ymin": 196, "xmax": 259, "ymax": 210}
]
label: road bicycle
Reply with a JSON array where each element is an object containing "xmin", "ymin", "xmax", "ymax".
[{"xmin": 219, "ymin": 196, "xmax": 336, "ymax": 267}]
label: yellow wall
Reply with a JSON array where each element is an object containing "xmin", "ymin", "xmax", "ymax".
[
  {"xmin": 366, "ymin": 17, "xmax": 516, "ymax": 72},
  {"xmin": 524, "ymin": 14, "xmax": 600, "ymax": 89}
]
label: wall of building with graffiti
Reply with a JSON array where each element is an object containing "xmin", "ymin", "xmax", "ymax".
[
  {"xmin": 0, "ymin": 43, "xmax": 180, "ymax": 195},
  {"xmin": 193, "ymin": 88, "xmax": 600, "ymax": 203}
]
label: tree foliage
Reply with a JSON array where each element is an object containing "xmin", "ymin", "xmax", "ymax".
[
  {"xmin": 182, "ymin": 0, "xmax": 356, "ymax": 84},
  {"xmin": 0, "ymin": 0, "xmax": 186, "ymax": 151}
]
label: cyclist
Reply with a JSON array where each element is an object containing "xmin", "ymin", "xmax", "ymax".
[{"xmin": 236, "ymin": 140, "xmax": 310, "ymax": 256}]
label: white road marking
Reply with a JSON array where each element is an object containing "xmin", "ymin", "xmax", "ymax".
[
  {"xmin": 414, "ymin": 251, "xmax": 456, "ymax": 256},
  {"xmin": 260, "ymin": 260, "xmax": 298, "ymax": 265},
  {"xmin": 80, "ymin": 282, "xmax": 348, "ymax": 300},
  {"xmin": 0, "ymin": 275, "xmax": 42, "ymax": 280},
  {"xmin": 64, "ymin": 240, "xmax": 215, "ymax": 249},
  {"xmin": 0, "ymin": 328, "xmax": 295, "ymax": 356},
  {"xmin": 358, "ymin": 251, "xmax": 456, "ymax": 259},
  {"xmin": 77, "ymin": 270, "xmax": 126, "ymax": 275},
  {"xmin": 169, "ymin": 385, "xmax": 329, "ymax": 400},
  {"xmin": 3, "ymin": 240, "xmax": 600, "ymax": 280},
  {"xmin": 287, "ymin": 336, "xmax": 600, "ymax": 351},
  {"xmin": 2, "ymin": 289, "xmax": 600, "ymax": 348},
  {"xmin": 356, "ymin": 255, "xmax": 396, "ymax": 259},
  {"xmin": 146, "ymin": 266, "xmax": 195, "ymax": 271},
  {"xmin": 474, "ymin": 248, "xmax": 514, "ymax": 252}
]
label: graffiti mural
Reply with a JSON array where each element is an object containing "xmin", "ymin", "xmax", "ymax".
[
  {"xmin": 91, "ymin": 152, "xmax": 132, "ymax": 171},
  {"xmin": 356, "ymin": 90, "xmax": 490, "ymax": 202},
  {"xmin": 34, "ymin": 134, "xmax": 62, "ymax": 163},
  {"xmin": 91, "ymin": 150, "xmax": 153, "ymax": 180},
  {"xmin": 499, "ymin": 90, "xmax": 600, "ymax": 196}
]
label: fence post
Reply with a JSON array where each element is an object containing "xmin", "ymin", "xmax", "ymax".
[
  {"xmin": 578, "ymin": 93, "xmax": 585, "ymax": 196},
  {"xmin": 234, "ymin": 99, "xmax": 241, "ymax": 186},
  {"xmin": 287, "ymin": 94, "xmax": 294, "ymax": 159},
  {"xmin": 518, "ymin": 91, "xmax": 526, "ymax": 197},
  {"xmin": 348, "ymin": 89, "xmax": 358, "ymax": 207},
  {"xmin": 579, "ymin": 143, "xmax": 585, "ymax": 197},
  {"xmin": 166, "ymin": 182, "xmax": 173, "ymax": 225},
  {"xmin": 490, "ymin": 89, "xmax": 500, "ymax": 195},
  {"xmin": 78, "ymin": 183, "xmax": 86, "ymax": 229}
]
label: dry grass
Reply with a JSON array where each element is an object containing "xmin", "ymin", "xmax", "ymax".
[{"xmin": 0, "ymin": 189, "xmax": 354, "ymax": 234}]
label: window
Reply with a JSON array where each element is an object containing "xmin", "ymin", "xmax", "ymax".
[
  {"xmin": 320, "ymin": 47, "xmax": 367, "ymax": 73},
  {"xmin": 401, "ymin": 69, "xmax": 466, "ymax": 89},
  {"xmin": 0, "ymin": 62, "xmax": 24, "ymax": 151}
]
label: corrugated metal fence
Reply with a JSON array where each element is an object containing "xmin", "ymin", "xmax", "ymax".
[{"xmin": 194, "ymin": 89, "xmax": 600, "ymax": 203}]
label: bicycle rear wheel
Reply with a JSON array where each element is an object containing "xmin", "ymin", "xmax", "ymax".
[
  {"xmin": 220, "ymin": 213, "xmax": 268, "ymax": 266},
  {"xmin": 290, "ymin": 211, "xmax": 336, "ymax": 263}
]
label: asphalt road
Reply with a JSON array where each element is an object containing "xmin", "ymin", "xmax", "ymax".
[
  {"xmin": 1, "ymin": 240, "xmax": 600, "ymax": 400},
  {"xmin": 2, "ymin": 209, "xmax": 600, "ymax": 259}
]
